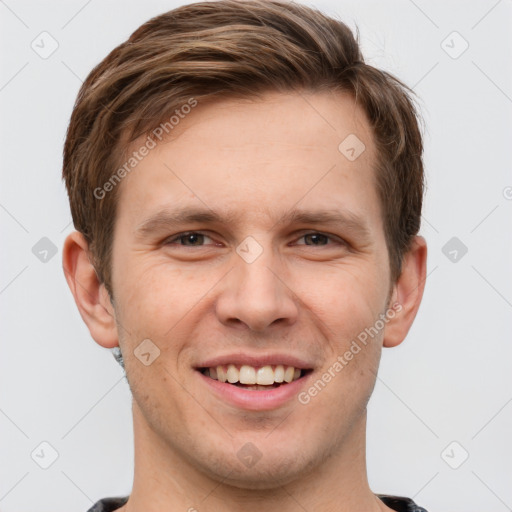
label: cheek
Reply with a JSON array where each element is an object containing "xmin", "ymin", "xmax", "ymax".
[
  {"xmin": 292, "ymin": 260, "xmax": 387, "ymax": 408},
  {"xmin": 112, "ymin": 257, "xmax": 223, "ymax": 390},
  {"xmin": 114, "ymin": 258, "xmax": 208, "ymax": 336},
  {"xmin": 295, "ymin": 260, "xmax": 388, "ymax": 341}
]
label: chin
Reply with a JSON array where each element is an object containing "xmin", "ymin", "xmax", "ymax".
[{"xmin": 195, "ymin": 444, "xmax": 321, "ymax": 490}]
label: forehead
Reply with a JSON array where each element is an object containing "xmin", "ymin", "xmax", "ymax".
[{"xmin": 116, "ymin": 91, "xmax": 382, "ymax": 233}]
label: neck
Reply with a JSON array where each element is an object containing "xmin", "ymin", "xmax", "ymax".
[{"xmin": 120, "ymin": 402, "xmax": 391, "ymax": 512}]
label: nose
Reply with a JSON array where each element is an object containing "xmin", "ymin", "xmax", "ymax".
[{"xmin": 215, "ymin": 245, "xmax": 299, "ymax": 332}]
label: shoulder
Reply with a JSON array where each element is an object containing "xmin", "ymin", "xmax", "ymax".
[
  {"xmin": 377, "ymin": 494, "xmax": 429, "ymax": 512},
  {"xmin": 85, "ymin": 496, "xmax": 129, "ymax": 512}
]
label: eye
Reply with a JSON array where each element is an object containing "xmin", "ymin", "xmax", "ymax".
[
  {"xmin": 163, "ymin": 231, "xmax": 345, "ymax": 248},
  {"xmin": 294, "ymin": 232, "xmax": 343, "ymax": 246},
  {"xmin": 165, "ymin": 231, "xmax": 215, "ymax": 246}
]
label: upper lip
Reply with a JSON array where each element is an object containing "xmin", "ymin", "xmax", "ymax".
[{"xmin": 196, "ymin": 353, "xmax": 314, "ymax": 370}]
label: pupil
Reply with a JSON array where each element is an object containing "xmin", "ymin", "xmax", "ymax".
[
  {"xmin": 185, "ymin": 233, "xmax": 202, "ymax": 245},
  {"xmin": 307, "ymin": 234, "xmax": 327, "ymax": 245}
]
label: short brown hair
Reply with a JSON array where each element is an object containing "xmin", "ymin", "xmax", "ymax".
[{"xmin": 63, "ymin": 0, "xmax": 424, "ymax": 296}]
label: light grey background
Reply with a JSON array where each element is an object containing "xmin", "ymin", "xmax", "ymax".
[{"xmin": 1, "ymin": 1, "xmax": 511, "ymax": 511}]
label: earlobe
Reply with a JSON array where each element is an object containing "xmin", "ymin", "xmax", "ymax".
[
  {"xmin": 383, "ymin": 236, "xmax": 427, "ymax": 348},
  {"xmin": 62, "ymin": 231, "xmax": 119, "ymax": 348}
]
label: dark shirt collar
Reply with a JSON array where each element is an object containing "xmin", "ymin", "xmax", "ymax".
[{"xmin": 86, "ymin": 494, "xmax": 428, "ymax": 512}]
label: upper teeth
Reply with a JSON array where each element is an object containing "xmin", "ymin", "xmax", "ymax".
[{"xmin": 204, "ymin": 364, "xmax": 301, "ymax": 385}]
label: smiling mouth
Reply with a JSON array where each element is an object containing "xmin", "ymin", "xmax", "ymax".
[{"xmin": 198, "ymin": 364, "xmax": 312, "ymax": 390}]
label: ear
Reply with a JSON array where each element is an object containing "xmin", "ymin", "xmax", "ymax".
[
  {"xmin": 62, "ymin": 231, "xmax": 119, "ymax": 348},
  {"xmin": 383, "ymin": 236, "xmax": 427, "ymax": 348}
]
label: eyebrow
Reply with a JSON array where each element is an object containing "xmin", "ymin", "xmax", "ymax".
[{"xmin": 135, "ymin": 206, "xmax": 372, "ymax": 240}]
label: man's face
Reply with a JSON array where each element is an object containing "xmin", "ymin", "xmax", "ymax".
[{"xmin": 110, "ymin": 91, "xmax": 393, "ymax": 487}]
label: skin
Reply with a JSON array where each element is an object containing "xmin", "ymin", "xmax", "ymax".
[{"xmin": 63, "ymin": 91, "xmax": 427, "ymax": 512}]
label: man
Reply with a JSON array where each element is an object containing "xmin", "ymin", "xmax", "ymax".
[{"xmin": 62, "ymin": 1, "xmax": 428, "ymax": 510}]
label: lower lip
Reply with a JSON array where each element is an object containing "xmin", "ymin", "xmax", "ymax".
[{"xmin": 197, "ymin": 371, "xmax": 312, "ymax": 411}]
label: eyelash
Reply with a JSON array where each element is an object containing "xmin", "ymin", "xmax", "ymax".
[{"xmin": 164, "ymin": 231, "xmax": 345, "ymax": 247}]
